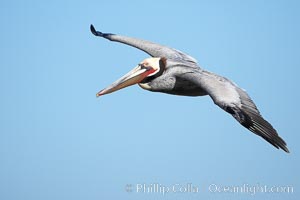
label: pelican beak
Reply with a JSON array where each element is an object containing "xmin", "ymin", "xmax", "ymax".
[{"xmin": 96, "ymin": 65, "xmax": 155, "ymax": 97}]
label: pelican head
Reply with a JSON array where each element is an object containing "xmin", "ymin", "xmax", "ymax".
[{"xmin": 96, "ymin": 57, "xmax": 166, "ymax": 97}]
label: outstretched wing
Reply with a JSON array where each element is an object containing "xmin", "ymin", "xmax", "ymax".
[
  {"xmin": 184, "ymin": 71, "xmax": 289, "ymax": 153},
  {"xmin": 90, "ymin": 24, "xmax": 198, "ymax": 64}
]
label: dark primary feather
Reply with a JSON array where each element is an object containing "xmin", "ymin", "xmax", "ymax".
[{"xmin": 90, "ymin": 24, "xmax": 198, "ymax": 64}]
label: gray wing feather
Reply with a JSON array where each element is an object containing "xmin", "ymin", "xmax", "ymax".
[
  {"xmin": 90, "ymin": 24, "xmax": 197, "ymax": 64},
  {"xmin": 185, "ymin": 71, "xmax": 289, "ymax": 153},
  {"xmin": 227, "ymin": 88, "xmax": 289, "ymax": 153}
]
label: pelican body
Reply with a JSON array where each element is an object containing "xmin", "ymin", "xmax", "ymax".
[{"xmin": 90, "ymin": 24, "xmax": 289, "ymax": 153}]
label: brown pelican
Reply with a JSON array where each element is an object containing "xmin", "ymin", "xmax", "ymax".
[{"xmin": 90, "ymin": 24, "xmax": 289, "ymax": 153}]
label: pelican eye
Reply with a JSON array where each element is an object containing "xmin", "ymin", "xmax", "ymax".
[{"xmin": 139, "ymin": 63, "xmax": 151, "ymax": 71}]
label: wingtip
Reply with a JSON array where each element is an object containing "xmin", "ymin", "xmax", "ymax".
[
  {"xmin": 273, "ymin": 135, "xmax": 290, "ymax": 153},
  {"xmin": 90, "ymin": 24, "xmax": 98, "ymax": 36},
  {"xmin": 282, "ymin": 145, "xmax": 290, "ymax": 153}
]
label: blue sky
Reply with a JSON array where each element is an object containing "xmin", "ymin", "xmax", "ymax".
[{"xmin": 1, "ymin": 0, "xmax": 299, "ymax": 199}]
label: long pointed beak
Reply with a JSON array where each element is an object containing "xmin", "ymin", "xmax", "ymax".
[{"xmin": 96, "ymin": 65, "xmax": 154, "ymax": 97}]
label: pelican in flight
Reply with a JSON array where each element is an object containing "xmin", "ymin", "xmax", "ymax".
[{"xmin": 90, "ymin": 24, "xmax": 289, "ymax": 153}]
